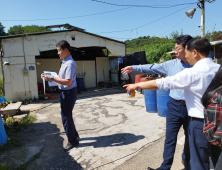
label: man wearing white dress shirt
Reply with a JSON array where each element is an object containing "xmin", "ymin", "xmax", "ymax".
[{"xmin": 124, "ymin": 38, "xmax": 220, "ymax": 170}]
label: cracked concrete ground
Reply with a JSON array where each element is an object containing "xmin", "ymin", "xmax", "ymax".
[{"xmin": 1, "ymin": 88, "xmax": 189, "ymax": 170}]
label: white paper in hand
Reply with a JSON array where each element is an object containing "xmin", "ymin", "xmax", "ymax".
[{"xmin": 44, "ymin": 71, "xmax": 59, "ymax": 86}]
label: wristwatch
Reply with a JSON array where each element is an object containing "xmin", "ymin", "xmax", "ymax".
[{"xmin": 50, "ymin": 76, "xmax": 54, "ymax": 81}]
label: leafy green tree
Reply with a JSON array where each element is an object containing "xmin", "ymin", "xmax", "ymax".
[
  {"xmin": 0, "ymin": 22, "xmax": 6, "ymax": 36},
  {"xmin": 8, "ymin": 25, "xmax": 52, "ymax": 35},
  {"xmin": 211, "ymin": 31, "xmax": 222, "ymax": 41},
  {"xmin": 125, "ymin": 30, "xmax": 184, "ymax": 64},
  {"xmin": 142, "ymin": 42, "xmax": 174, "ymax": 64},
  {"xmin": 22, "ymin": 25, "xmax": 51, "ymax": 34},
  {"xmin": 8, "ymin": 25, "xmax": 24, "ymax": 35}
]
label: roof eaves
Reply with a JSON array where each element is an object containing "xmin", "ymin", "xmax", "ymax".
[{"xmin": 0, "ymin": 29, "xmax": 126, "ymax": 44}]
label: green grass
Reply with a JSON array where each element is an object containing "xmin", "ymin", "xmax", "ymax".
[{"xmin": 0, "ymin": 115, "xmax": 36, "ymax": 152}]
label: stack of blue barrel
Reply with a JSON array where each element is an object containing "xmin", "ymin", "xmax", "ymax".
[
  {"xmin": 156, "ymin": 89, "xmax": 170, "ymax": 117},
  {"xmin": 141, "ymin": 77, "xmax": 170, "ymax": 117}
]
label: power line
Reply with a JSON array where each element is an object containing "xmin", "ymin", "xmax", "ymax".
[
  {"xmin": 91, "ymin": 0, "xmax": 198, "ymax": 8},
  {"xmin": 96, "ymin": 4, "xmax": 194, "ymax": 34},
  {"xmin": 160, "ymin": 17, "xmax": 187, "ymax": 36},
  {"xmin": 0, "ymin": 7, "xmax": 132, "ymax": 22}
]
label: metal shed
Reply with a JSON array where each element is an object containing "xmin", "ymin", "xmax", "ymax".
[{"xmin": 0, "ymin": 29, "xmax": 126, "ymax": 101}]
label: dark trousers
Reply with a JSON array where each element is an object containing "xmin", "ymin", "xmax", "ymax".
[
  {"xmin": 160, "ymin": 98, "xmax": 190, "ymax": 170},
  {"xmin": 215, "ymin": 151, "xmax": 222, "ymax": 170},
  {"xmin": 60, "ymin": 87, "xmax": 79, "ymax": 144},
  {"xmin": 189, "ymin": 118, "xmax": 211, "ymax": 170},
  {"xmin": 211, "ymin": 145, "xmax": 221, "ymax": 168}
]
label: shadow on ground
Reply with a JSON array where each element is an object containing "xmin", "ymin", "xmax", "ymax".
[
  {"xmin": 78, "ymin": 133, "xmax": 145, "ymax": 148},
  {"xmin": 0, "ymin": 121, "xmax": 83, "ymax": 170}
]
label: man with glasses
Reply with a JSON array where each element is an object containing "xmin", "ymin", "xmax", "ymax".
[
  {"xmin": 121, "ymin": 35, "xmax": 193, "ymax": 170},
  {"xmin": 41, "ymin": 40, "xmax": 79, "ymax": 151}
]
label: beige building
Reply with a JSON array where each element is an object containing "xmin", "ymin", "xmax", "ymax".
[{"xmin": 0, "ymin": 29, "xmax": 126, "ymax": 101}]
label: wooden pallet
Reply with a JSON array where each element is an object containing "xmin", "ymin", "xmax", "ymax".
[{"xmin": 0, "ymin": 102, "xmax": 22, "ymax": 117}]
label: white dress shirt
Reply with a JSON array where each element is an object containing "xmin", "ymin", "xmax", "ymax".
[{"xmin": 156, "ymin": 58, "xmax": 220, "ymax": 118}]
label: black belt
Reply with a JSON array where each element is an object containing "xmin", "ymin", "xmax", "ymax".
[
  {"xmin": 60, "ymin": 87, "xmax": 76, "ymax": 91},
  {"xmin": 189, "ymin": 116, "xmax": 204, "ymax": 122},
  {"xmin": 171, "ymin": 97, "xmax": 186, "ymax": 106}
]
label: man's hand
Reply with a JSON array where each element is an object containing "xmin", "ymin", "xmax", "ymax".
[
  {"xmin": 44, "ymin": 75, "xmax": 52, "ymax": 81},
  {"xmin": 41, "ymin": 73, "xmax": 45, "ymax": 79},
  {"xmin": 121, "ymin": 66, "xmax": 132, "ymax": 75},
  {"xmin": 41, "ymin": 73, "xmax": 51, "ymax": 81},
  {"xmin": 123, "ymin": 84, "xmax": 138, "ymax": 92},
  {"xmin": 124, "ymin": 80, "xmax": 158, "ymax": 91}
]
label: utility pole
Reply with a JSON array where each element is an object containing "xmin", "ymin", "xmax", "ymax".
[
  {"xmin": 186, "ymin": 0, "xmax": 216, "ymax": 38},
  {"xmin": 200, "ymin": 1, "xmax": 205, "ymax": 37}
]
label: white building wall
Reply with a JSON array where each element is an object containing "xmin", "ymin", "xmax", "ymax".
[
  {"xmin": 1, "ymin": 30, "xmax": 125, "ymax": 100},
  {"xmin": 96, "ymin": 57, "xmax": 110, "ymax": 84},
  {"xmin": 2, "ymin": 56, "xmax": 38, "ymax": 101},
  {"xmin": 75, "ymin": 60, "xmax": 96, "ymax": 88}
]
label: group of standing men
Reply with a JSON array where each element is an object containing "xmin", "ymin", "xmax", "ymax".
[
  {"xmin": 41, "ymin": 36, "xmax": 220, "ymax": 170},
  {"xmin": 122, "ymin": 36, "xmax": 220, "ymax": 170}
]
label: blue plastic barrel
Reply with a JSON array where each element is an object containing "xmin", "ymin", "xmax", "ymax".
[
  {"xmin": 0, "ymin": 117, "xmax": 7, "ymax": 146},
  {"xmin": 76, "ymin": 78, "xmax": 84, "ymax": 90},
  {"xmin": 0, "ymin": 97, "xmax": 5, "ymax": 103},
  {"xmin": 157, "ymin": 89, "xmax": 170, "ymax": 117},
  {"xmin": 144, "ymin": 89, "xmax": 157, "ymax": 112}
]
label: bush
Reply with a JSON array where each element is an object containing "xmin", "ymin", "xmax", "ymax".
[{"xmin": 142, "ymin": 43, "xmax": 174, "ymax": 64}]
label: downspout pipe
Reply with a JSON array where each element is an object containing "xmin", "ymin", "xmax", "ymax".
[{"xmin": 0, "ymin": 40, "xmax": 5, "ymax": 97}]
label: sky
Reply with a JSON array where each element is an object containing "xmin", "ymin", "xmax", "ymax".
[{"xmin": 0, "ymin": 0, "xmax": 222, "ymax": 42}]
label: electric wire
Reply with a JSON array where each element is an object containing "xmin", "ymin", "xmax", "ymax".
[
  {"xmin": 96, "ymin": 4, "xmax": 194, "ymax": 34},
  {"xmin": 91, "ymin": 0, "xmax": 198, "ymax": 8},
  {"xmin": 160, "ymin": 17, "xmax": 187, "ymax": 36},
  {"xmin": 0, "ymin": 7, "xmax": 132, "ymax": 22}
]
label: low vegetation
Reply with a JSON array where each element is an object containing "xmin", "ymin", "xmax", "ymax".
[
  {"xmin": 125, "ymin": 30, "xmax": 222, "ymax": 64},
  {"xmin": 0, "ymin": 115, "xmax": 36, "ymax": 152}
]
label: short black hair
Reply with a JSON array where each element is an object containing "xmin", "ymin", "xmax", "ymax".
[
  {"xmin": 176, "ymin": 35, "xmax": 193, "ymax": 48},
  {"xmin": 186, "ymin": 38, "xmax": 211, "ymax": 56},
  {"xmin": 56, "ymin": 40, "xmax": 71, "ymax": 52}
]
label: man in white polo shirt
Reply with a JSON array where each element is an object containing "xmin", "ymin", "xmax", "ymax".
[{"xmin": 124, "ymin": 38, "xmax": 220, "ymax": 170}]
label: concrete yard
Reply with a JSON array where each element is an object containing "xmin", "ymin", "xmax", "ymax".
[{"xmin": 1, "ymin": 88, "xmax": 189, "ymax": 170}]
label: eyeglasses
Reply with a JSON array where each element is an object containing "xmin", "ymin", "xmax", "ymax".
[{"xmin": 173, "ymin": 47, "xmax": 184, "ymax": 52}]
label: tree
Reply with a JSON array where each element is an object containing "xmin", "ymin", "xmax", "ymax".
[
  {"xmin": 0, "ymin": 22, "xmax": 6, "ymax": 36},
  {"xmin": 211, "ymin": 31, "xmax": 222, "ymax": 41},
  {"xmin": 22, "ymin": 25, "xmax": 51, "ymax": 34},
  {"xmin": 8, "ymin": 25, "xmax": 24, "ymax": 35},
  {"xmin": 8, "ymin": 25, "xmax": 52, "ymax": 35}
]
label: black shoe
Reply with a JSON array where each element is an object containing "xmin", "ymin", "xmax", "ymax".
[
  {"xmin": 76, "ymin": 136, "xmax": 80, "ymax": 141},
  {"xmin": 64, "ymin": 141, "xmax": 79, "ymax": 151},
  {"xmin": 148, "ymin": 167, "xmax": 162, "ymax": 170}
]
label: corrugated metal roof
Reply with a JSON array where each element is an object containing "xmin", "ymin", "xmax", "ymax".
[
  {"xmin": 0, "ymin": 29, "xmax": 126, "ymax": 44},
  {"xmin": 210, "ymin": 40, "xmax": 222, "ymax": 46},
  {"xmin": 45, "ymin": 24, "xmax": 85, "ymax": 31}
]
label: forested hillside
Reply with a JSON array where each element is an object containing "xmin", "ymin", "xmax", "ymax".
[{"xmin": 125, "ymin": 30, "xmax": 222, "ymax": 64}]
